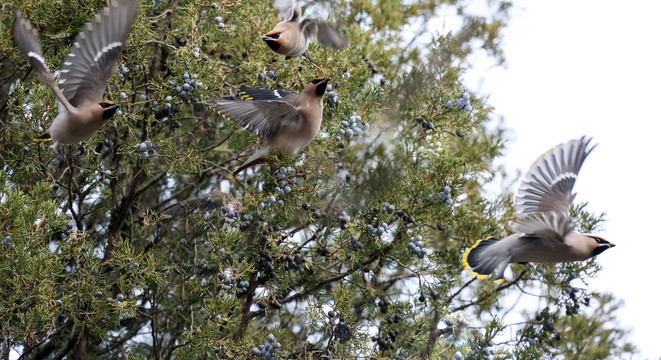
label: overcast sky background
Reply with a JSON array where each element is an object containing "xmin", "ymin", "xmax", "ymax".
[{"xmin": 443, "ymin": 1, "xmax": 661, "ymax": 358}]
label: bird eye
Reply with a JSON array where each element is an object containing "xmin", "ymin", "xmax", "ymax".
[
  {"xmin": 269, "ymin": 32, "xmax": 281, "ymax": 39},
  {"xmin": 99, "ymin": 102, "xmax": 115, "ymax": 108}
]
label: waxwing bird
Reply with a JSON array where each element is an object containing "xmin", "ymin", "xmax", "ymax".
[
  {"xmin": 462, "ymin": 136, "xmax": 614, "ymax": 281},
  {"xmin": 12, "ymin": 0, "xmax": 138, "ymax": 151},
  {"xmin": 210, "ymin": 78, "xmax": 330, "ymax": 178},
  {"xmin": 262, "ymin": 0, "xmax": 348, "ymax": 63}
]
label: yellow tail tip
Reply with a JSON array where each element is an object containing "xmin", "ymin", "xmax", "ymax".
[{"xmin": 33, "ymin": 137, "xmax": 53, "ymax": 142}]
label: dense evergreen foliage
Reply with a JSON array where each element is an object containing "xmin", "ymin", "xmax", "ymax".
[{"xmin": 0, "ymin": 0, "xmax": 636, "ymax": 358}]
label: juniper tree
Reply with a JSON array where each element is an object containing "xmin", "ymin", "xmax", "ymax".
[{"xmin": 0, "ymin": 0, "xmax": 636, "ymax": 359}]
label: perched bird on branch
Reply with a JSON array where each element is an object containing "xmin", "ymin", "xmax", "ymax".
[
  {"xmin": 12, "ymin": 0, "xmax": 138, "ymax": 151},
  {"xmin": 462, "ymin": 136, "xmax": 614, "ymax": 281}
]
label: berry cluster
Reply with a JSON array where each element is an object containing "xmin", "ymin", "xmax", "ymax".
[
  {"xmin": 377, "ymin": 297, "xmax": 390, "ymax": 313},
  {"xmin": 256, "ymin": 252, "xmax": 275, "ymax": 283},
  {"xmin": 429, "ymin": 181, "xmax": 454, "ymax": 205},
  {"xmin": 381, "ymin": 202, "xmax": 396, "ymax": 214},
  {"xmin": 415, "ymin": 115, "xmax": 435, "ymax": 130},
  {"xmin": 326, "ymin": 84, "xmax": 340, "ymax": 107},
  {"xmin": 213, "ymin": 16, "xmax": 225, "ymax": 28},
  {"xmin": 283, "ymin": 254, "xmax": 305, "ymax": 271},
  {"xmin": 97, "ymin": 169, "xmax": 112, "ymax": 186},
  {"xmin": 220, "ymin": 205, "xmax": 240, "ymax": 224},
  {"xmin": 251, "ymin": 334, "xmax": 281, "ymax": 359},
  {"xmin": 275, "ymin": 179, "xmax": 293, "ymax": 194},
  {"xmin": 274, "ymin": 166, "xmax": 290, "ymax": 180},
  {"xmin": 447, "ymin": 92, "xmax": 472, "ymax": 112},
  {"xmin": 366, "ymin": 222, "xmax": 388, "ymax": 236},
  {"xmin": 138, "ymin": 140, "xmax": 156, "ymax": 159},
  {"xmin": 236, "ymin": 280, "xmax": 250, "ymax": 294},
  {"xmin": 536, "ymin": 307, "xmax": 557, "ymax": 333},
  {"xmin": 373, "ymin": 330, "xmax": 399, "ymax": 351},
  {"xmin": 365, "ymin": 58, "xmax": 378, "ymax": 74},
  {"xmin": 348, "ymin": 235, "xmax": 363, "ymax": 251},
  {"xmin": 168, "ymin": 71, "xmax": 206, "ymax": 103},
  {"xmin": 217, "ymin": 270, "xmax": 238, "ymax": 291},
  {"xmin": 563, "ymin": 286, "xmax": 589, "ymax": 316},
  {"xmin": 3, "ymin": 235, "xmax": 14, "ymax": 248},
  {"xmin": 337, "ymin": 211, "xmax": 351, "ymax": 229},
  {"xmin": 301, "ymin": 203, "xmax": 324, "ymax": 220},
  {"xmin": 407, "ymin": 235, "xmax": 426, "ymax": 259},
  {"xmin": 338, "ymin": 115, "xmax": 369, "ymax": 141},
  {"xmin": 153, "ymin": 95, "xmax": 181, "ymax": 128},
  {"xmin": 334, "ymin": 322, "xmax": 352, "ymax": 344},
  {"xmin": 259, "ymin": 195, "xmax": 284, "ymax": 209},
  {"xmin": 117, "ymin": 63, "xmax": 135, "ymax": 79}
]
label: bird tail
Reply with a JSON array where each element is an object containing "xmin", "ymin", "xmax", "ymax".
[
  {"xmin": 33, "ymin": 132, "xmax": 52, "ymax": 142},
  {"xmin": 462, "ymin": 236, "xmax": 510, "ymax": 283}
]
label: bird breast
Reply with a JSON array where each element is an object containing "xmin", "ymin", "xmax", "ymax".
[
  {"xmin": 269, "ymin": 98, "xmax": 322, "ymax": 155},
  {"xmin": 48, "ymin": 104, "xmax": 108, "ymax": 144},
  {"xmin": 273, "ymin": 22, "xmax": 307, "ymax": 55}
]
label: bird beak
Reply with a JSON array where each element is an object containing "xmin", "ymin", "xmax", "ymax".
[{"xmin": 102, "ymin": 103, "xmax": 121, "ymax": 120}]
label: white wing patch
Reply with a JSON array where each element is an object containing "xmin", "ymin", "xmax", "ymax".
[
  {"xmin": 551, "ymin": 172, "xmax": 577, "ymax": 186},
  {"xmin": 273, "ymin": 90, "xmax": 282, "ymax": 99},
  {"xmin": 27, "ymin": 51, "xmax": 49, "ymax": 71},
  {"xmin": 93, "ymin": 42, "xmax": 123, "ymax": 62}
]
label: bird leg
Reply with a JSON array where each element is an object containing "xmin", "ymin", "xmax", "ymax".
[{"xmin": 301, "ymin": 50, "xmax": 323, "ymax": 71}]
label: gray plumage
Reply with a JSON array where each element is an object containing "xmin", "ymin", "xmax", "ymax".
[
  {"xmin": 263, "ymin": 0, "xmax": 348, "ymax": 62},
  {"xmin": 463, "ymin": 136, "xmax": 614, "ymax": 281},
  {"xmin": 12, "ymin": 0, "xmax": 138, "ymax": 151},
  {"xmin": 210, "ymin": 78, "xmax": 329, "ymax": 177}
]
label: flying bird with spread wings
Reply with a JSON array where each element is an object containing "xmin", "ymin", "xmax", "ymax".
[
  {"xmin": 12, "ymin": 0, "xmax": 138, "ymax": 151},
  {"xmin": 262, "ymin": 0, "xmax": 348, "ymax": 63},
  {"xmin": 462, "ymin": 136, "xmax": 614, "ymax": 281}
]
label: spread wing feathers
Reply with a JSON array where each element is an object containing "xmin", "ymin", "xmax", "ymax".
[
  {"xmin": 211, "ymin": 100, "xmax": 301, "ymax": 142},
  {"xmin": 58, "ymin": 0, "xmax": 138, "ymax": 107},
  {"xmin": 237, "ymin": 87, "xmax": 295, "ymax": 101},
  {"xmin": 300, "ymin": 18, "xmax": 348, "ymax": 49},
  {"xmin": 273, "ymin": 0, "xmax": 300, "ymax": 21},
  {"xmin": 510, "ymin": 211, "xmax": 573, "ymax": 239},
  {"xmin": 515, "ymin": 136, "xmax": 595, "ymax": 216},
  {"xmin": 12, "ymin": 11, "xmax": 56, "ymax": 89}
]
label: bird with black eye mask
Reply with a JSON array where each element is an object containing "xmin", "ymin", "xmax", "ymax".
[
  {"xmin": 12, "ymin": 0, "xmax": 138, "ymax": 152},
  {"xmin": 462, "ymin": 136, "xmax": 615, "ymax": 282},
  {"xmin": 209, "ymin": 78, "xmax": 330, "ymax": 178},
  {"xmin": 262, "ymin": 0, "xmax": 348, "ymax": 63}
]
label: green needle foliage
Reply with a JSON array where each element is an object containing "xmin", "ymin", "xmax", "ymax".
[{"xmin": 0, "ymin": 0, "xmax": 636, "ymax": 359}]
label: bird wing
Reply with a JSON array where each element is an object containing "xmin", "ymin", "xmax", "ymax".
[
  {"xmin": 12, "ymin": 11, "xmax": 52, "ymax": 87},
  {"xmin": 237, "ymin": 87, "xmax": 295, "ymax": 101},
  {"xmin": 211, "ymin": 98, "xmax": 302, "ymax": 142},
  {"xmin": 12, "ymin": 10, "xmax": 74, "ymax": 112},
  {"xmin": 300, "ymin": 18, "xmax": 348, "ymax": 49},
  {"xmin": 514, "ymin": 136, "xmax": 595, "ymax": 217},
  {"xmin": 510, "ymin": 211, "xmax": 573, "ymax": 240},
  {"xmin": 58, "ymin": 0, "xmax": 138, "ymax": 107},
  {"xmin": 273, "ymin": 0, "xmax": 300, "ymax": 21}
]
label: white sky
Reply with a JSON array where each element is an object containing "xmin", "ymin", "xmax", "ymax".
[{"xmin": 460, "ymin": 1, "xmax": 661, "ymax": 358}]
